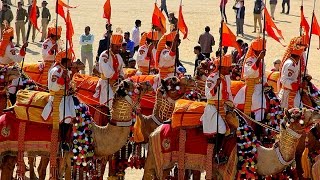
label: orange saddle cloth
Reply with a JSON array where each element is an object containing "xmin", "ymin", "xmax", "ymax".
[
  {"xmin": 231, "ymin": 80, "xmax": 245, "ymax": 97},
  {"xmin": 73, "ymin": 73, "xmax": 99, "ymax": 105},
  {"xmin": 172, "ymin": 99, "xmax": 205, "ymax": 129}
]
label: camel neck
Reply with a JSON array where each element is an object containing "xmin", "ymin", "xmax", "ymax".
[
  {"xmin": 278, "ymin": 128, "xmax": 302, "ymax": 163},
  {"xmin": 111, "ymin": 97, "xmax": 133, "ymax": 122},
  {"xmin": 153, "ymin": 92, "xmax": 175, "ymax": 123}
]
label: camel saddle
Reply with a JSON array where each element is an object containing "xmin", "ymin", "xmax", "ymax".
[{"xmin": 14, "ymin": 89, "xmax": 53, "ymax": 124}]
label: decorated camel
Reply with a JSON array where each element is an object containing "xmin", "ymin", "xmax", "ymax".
[
  {"xmin": 0, "ymin": 66, "xmax": 20, "ymax": 113},
  {"xmin": 142, "ymin": 108, "xmax": 320, "ymax": 180},
  {"xmin": 134, "ymin": 75, "xmax": 197, "ymax": 143},
  {"xmin": 0, "ymin": 79, "xmax": 152, "ymax": 180}
]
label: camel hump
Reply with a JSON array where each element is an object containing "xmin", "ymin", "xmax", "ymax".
[
  {"xmin": 14, "ymin": 89, "xmax": 52, "ymax": 124},
  {"xmin": 172, "ymin": 99, "xmax": 206, "ymax": 129}
]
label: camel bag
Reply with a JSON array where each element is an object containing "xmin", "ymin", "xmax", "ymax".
[
  {"xmin": 266, "ymin": 70, "xmax": 280, "ymax": 93},
  {"xmin": 14, "ymin": 89, "xmax": 52, "ymax": 123}
]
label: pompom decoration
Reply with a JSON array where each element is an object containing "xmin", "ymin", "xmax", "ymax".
[{"xmin": 71, "ymin": 97, "xmax": 95, "ymax": 179}]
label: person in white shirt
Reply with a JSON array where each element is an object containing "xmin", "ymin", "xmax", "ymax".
[
  {"xmin": 79, "ymin": 26, "xmax": 94, "ymax": 75},
  {"xmin": 132, "ymin": 20, "xmax": 141, "ymax": 52}
]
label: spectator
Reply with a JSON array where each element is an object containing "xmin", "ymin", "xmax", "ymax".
[
  {"xmin": 127, "ymin": 58, "xmax": 136, "ymax": 69},
  {"xmin": 168, "ymin": 12, "xmax": 178, "ymax": 32},
  {"xmin": 253, "ymin": 0, "xmax": 264, "ymax": 33},
  {"xmin": 198, "ymin": 26, "xmax": 215, "ymax": 58},
  {"xmin": 220, "ymin": 0, "xmax": 228, "ymax": 23},
  {"xmin": 233, "ymin": 0, "xmax": 245, "ymax": 36},
  {"xmin": 40, "ymin": 0, "xmax": 51, "ymax": 42},
  {"xmin": 271, "ymin": 59, "xmax": 281, "ymax": 71},
  {"xmin": 79, "ymin": 26, "xmax": 94, "ymax": 75},
  {"xmin": 124, "ymin": 31, "xmax": 135, "ymax": 57},
  {"xmin": 96, "ymin": 23, "xmax": 112, "ymax": 61},
  {"xmin": 132, "ymin": 19, "xmax": 141, "ymax": 52},
  {"xmin": 281, "ymin": 0, "xmax": 290, "ymax": 14},
  {"xmin": 120, "ymin": 42, "xmax": 130, "ymax": 66},
  {"xmin": 0, "ymin": 4, "xmax": 13, "ymax": 38},
  {"xmin": 160, "ymin": 0, "xmax": 169, "ymax": 18},
  {"xmin": 28, "ymin": 0, "xmax": 40, "ymax": 42},
  {"xmin": 231, "ymin": 39, "xmax": 244, "ymax": 63},
  {"xmin": 270, "ymin": 0, "xmax": 277, "ymax": 19},
  {"xmin": 15, "ymin": 1, "xmax": 28, "ymax": 47},
  {"xmin": 193, "ymin": 45, "xmax": 205, "ymax": 75}
]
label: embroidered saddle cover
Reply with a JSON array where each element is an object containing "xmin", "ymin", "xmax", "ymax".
[
  {"xmin": 171, "ymin": 99, "xmax": 204, "ymax": 129},
  {"xmin": 14, "ymin": 89, "xmax": 52, "ymax": 124},
  {"xmin": 73, "ymin": 73, "xmax": 100, "ymax": 105}
]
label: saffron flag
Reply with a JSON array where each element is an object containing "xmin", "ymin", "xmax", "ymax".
[
  {"xmin": 177, "ymin": 5, "xmax": 188, "ymax": 39},
  {"xmin": 29, "ymin": 0, "xmax": 39, "ymax": 31},
  {"xmin": 221, "ymin": 22, "xmax": 241, "ymax": 54},
  {"xmin": 152, "ymin": 3, "xmax": 166, "ymax": 34},
  {"xmin": 103, "ymin": 0, "xmax": 111, "ymax": 24},
  {"xmin": 311, "ymin": 13, "xmax": 320, "ymax": 49},
  {"xmin": 56, "ymin": 0, "xmax": 76, "ymax": 20},
  {"xmin": 66, "ymin": 11, "xmax": 74, "ymax": 54},
  {"xmin": 300, "ymin": 6, "xmax": 310, "ymax": 41},
  {"xmin": 264, "ymin": 8, "xmax": 285, "ymax": 45}
]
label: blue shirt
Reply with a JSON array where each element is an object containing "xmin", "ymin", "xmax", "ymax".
[{"xmin": 126, "ymin": 40, "xmax": 135, "ymax": 57}]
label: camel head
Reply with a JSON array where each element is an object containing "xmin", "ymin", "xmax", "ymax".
[
  {"xmin": 70, "ymin": 59, "xmax": 85, "ymax": 75},
  {"xmin": 159, "ymin": 76, "xmax": 186, "ymax": 101},
  {"xmin": 195, "ymin": 59, "xmax": 216, "ymax": 78},
  {"xmin": 283, "ymin": 108, "xmax": 320, "ymax": 134},
  {"xmin": 0, "ymin": 66, "xmax": 20, "ymax": 83},
  {"xmin": 179, "ymin": 74, "xmax": 197, "ymax": 92},
  {"xmin": 115, "ymin": 79, "xmax": 153, "ymax": 99}
]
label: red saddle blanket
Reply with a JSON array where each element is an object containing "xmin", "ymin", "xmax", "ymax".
[
  {"xmin": 73, "ymin": 74, "xmax": 100, "ymax": 105},
  {"xmin": 0, "ymin": 112, "xmax": 52, "ymax": 154}
]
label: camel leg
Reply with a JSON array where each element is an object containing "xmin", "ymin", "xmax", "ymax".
[
  {"xmin": 143, "ymin": 141, "xmax": 157, "ymax": 180},
  {"xmin": 63, "ymin": 153, "xmax": 72, "ymax": 180},
  {"xmin": 28, "ymin": 157, "xmax": 38, "ymax": 180},
  {"xmin": 0, "ymin": 156, "xmax": 16, "ymax": 180},
  {"xmin": 37, "ymin": 157, "xmax": 49, "ymax": 180},
  {"xmin": 192, "ymin": 170, "xmax": 201, "ymax": 180}
]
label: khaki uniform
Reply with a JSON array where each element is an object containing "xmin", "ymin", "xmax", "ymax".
[
  {"xmin": 41, "ymin": 7, "xmax": 51, "ymax": 41},
  {"xmin": 15, "ymin": 8, "xmax": 28, "ymax": 46},
  {"xmin": 0, "ymin": 9, "xmax": 14, "ymax": 38}
]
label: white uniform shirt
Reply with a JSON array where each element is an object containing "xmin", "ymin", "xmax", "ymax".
[
  {"xmin": 132, "ymin": 26, "xmax": 140, "ymax": 47},
  {"xmin": 42, "ymin": 38, "xmax": 56, "ymax": 61},
  {"xmin": 136, "ymin": 45, "xmax": 156, "ymax": 67},
  {"xmin": 0, "ymin": 43, "xmax": 24, "ymax": 65}
]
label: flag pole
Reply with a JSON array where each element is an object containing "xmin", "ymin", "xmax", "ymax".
[{"xmin": 174, "ymin": 0, "xmax": 183, "ymax": 76}]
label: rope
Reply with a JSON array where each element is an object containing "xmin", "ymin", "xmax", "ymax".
[{"xmin": 234, "ymin": 108, "xmax": 280, "ymax": 133}]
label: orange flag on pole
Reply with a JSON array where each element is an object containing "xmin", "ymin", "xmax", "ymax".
[
  {"xmin": 264, "ymin": 8, "xmax": 285, "ymax": 45},
  {"xmin": 29, "ymin": 0, "xmax": 39, "ymax": 31},
  {"xmin": 56, "ymin": 0, "xmax": 76, "ymax": 20},
  {"xmin": 177, "ymin": 5, "xmax": 188, "ymax": 39},
  {"xmin": 311, "ymin": 13, "xmax": 320, "ymax": 49},
  {"xmin": 66, "ymin": 10, "xmax": 74, "ymax": 54},
  {"xmin": 152, "ymin": 3, "xmax": 166, "ymax": 34},
  {"xmin": 221, "ymin": 22, "xmax": 241, "ymax": 54},
  {"xmin": 103, "ymin": 0, "xmax": 111, "ymax": 24},
  {"xmin": 300, "ymin": 6, "xmax": 310, "ymax": 40}
]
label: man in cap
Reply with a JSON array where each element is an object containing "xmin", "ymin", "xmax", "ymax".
[
  {"xmin": 156, "ymin": 31, "xmax": 179, "ymax": 79},
  {"xmin": 15, "ymin": 1, "xmax": 28, "ymax": 47},
  {"xmin": 41, "ymin": 49, "xmax": 75, "ymax": 149},
  {"xmin": 200, "ymin": 54, "xmax": 233, "ymax": 164},
  {"xmin": 278, "ymin": 36, "xmax": 308, "ymax": 109},
  {"xmin": 94, "ymin": 33, "xmax": 125, "ymax": 107},
  {"xmin": 40, "ymin": 0, "xmax": 51, "ymax": 42},
  {"xmin": 136, "ymin": 31, "xmax": 158, "ymax": 75},
  {"xmin": 234, "ymin": 37, "xmax": 267, "ymax": 122},
  {"xmin": 0, "ymin": 24, "xmax": 28, "ymax": 104}
]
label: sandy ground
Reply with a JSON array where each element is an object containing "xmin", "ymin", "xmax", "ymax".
[{"xmin": 3, "ymin": 0, "xmax": 320, "ymax": 179}]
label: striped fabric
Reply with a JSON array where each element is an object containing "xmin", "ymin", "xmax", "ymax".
[{"xmin": 244, "ymin": 78, "xmax": 260, "ymax": 115}]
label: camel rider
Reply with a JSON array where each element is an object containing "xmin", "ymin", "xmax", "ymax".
[
  {"xmin": 0, "ymin": 24, "xmax": 28, "ymax": 104},
  {"xmin": 155, "ymin": 31, "xmax": 179, "ymax": 79},
  {"xmin": 278, "ymin": 36, "xmax": 309, "ymax": 109},
  {"xmin": 41, "ymin": 49, "xmax": 76, "ymax": 149},
  {"xmin": 94, "ymin": 33, "xmax": 125, "ymax": 107},
  {"xmin": 136, "ymin": 31, "xmax": 159, "ymax": 75},
  {"xmin": 233, "ymin": 37, "xmax": 267, "ymax": 122},
  {"xmin": 200, "ymin": 54, "xmax": 233, "ymax": 164}
]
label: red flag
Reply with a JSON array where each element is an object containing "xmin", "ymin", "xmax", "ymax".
[
  {"xmin": 66, "ymin": 10, "xmax": 74, "ymax": 54},
  {"xmin": 177, "ymin": 5, "xmax": 188, "ymax": 39},
  {"xmin": 103, "ymin": 0, "xmax": 111, "ymax": 24},
  {"xmin": 29, "ymin": 0, "xmax": 39, "ymax": 31},
  {"xmin": 264, "ymin": 8, "xmax": 285, "ymax": 45},
  {"xmin": 221, "ymin": 22, "xmax": 241, "ymax": 54},
  {"xmin": 300, "ymin": 6, "xmax": 310, "ymax": 41},
  {"xmin": 56, "ymin": 0, "xmax": 76, "ymax": 20},
  {"xmin": 152, "ymin": 3, "xmax": 166, "ymax": 34},
  {"xmin": 311, "ymin": 13, "xmax": 320, "ymax": 49}
]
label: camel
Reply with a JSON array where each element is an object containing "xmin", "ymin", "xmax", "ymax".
[
  {"xmin": 312, "ymin": 154, "xmax": 320, "ymax": 179},
  {"xmin": 194, "ymin": 60, "xmax": 216, "ymax": 99},
  {"xmin": 143, "ymin": 108, "xmax": 320, "ymax": 180},
  {"xmin": 135, "ymin": 75, "xmax": 197, "ymax": 143},
  {"xmin": 0, "ymin": 66, "xmax": 20, "ymax": 113}
]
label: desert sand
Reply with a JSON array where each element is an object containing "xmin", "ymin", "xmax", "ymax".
[{"xmin": 4, "ymin": 0, "xmax": 320, "ymax": 179}]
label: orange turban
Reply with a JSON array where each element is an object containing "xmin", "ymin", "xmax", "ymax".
[
  {"xmin": 147, "ymin": 31, "xmax": 159, "ymax": 41},
  {"xmin": 48, "ymin": 26, "xmax": 62, "ymax": 37},
  {"xmin": 55, "ymin": 49, "xmax": 74, "ymax": 63},
  {"xmin": 251, "ymin": 38, "xmax": 266, "ymax": 51},
  {"xmin": 111, "ymin": 34, "xmax": 123, "ymax": 45}
]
